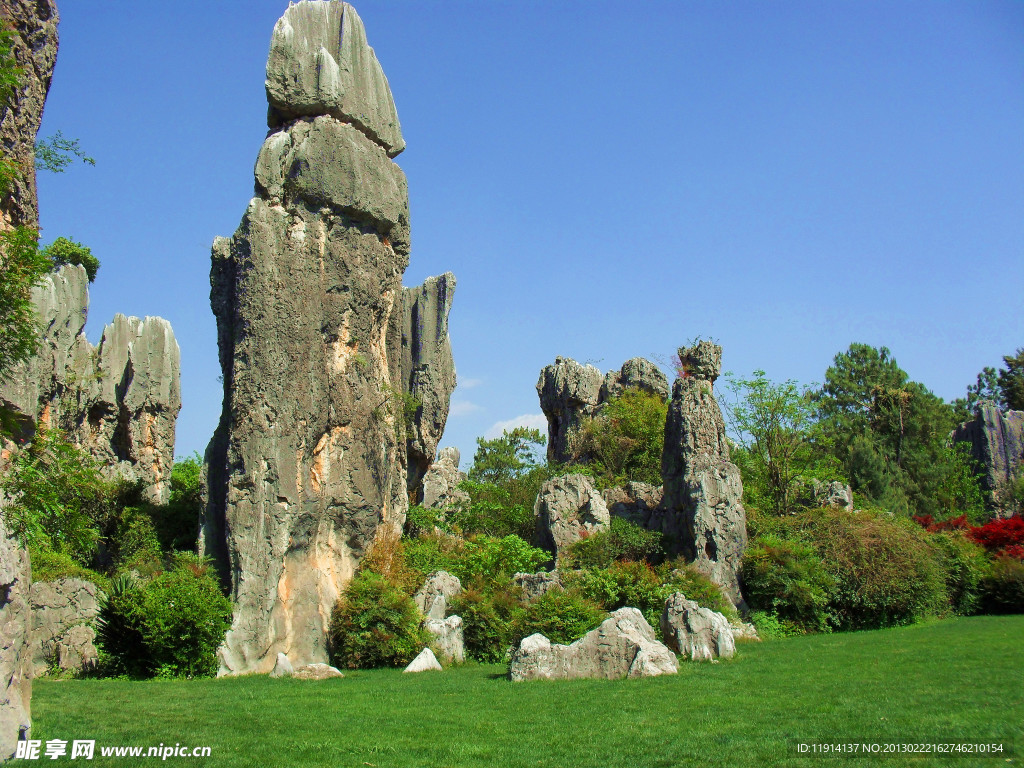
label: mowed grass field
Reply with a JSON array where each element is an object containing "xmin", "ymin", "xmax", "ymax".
[{"xmin": 32, "ymin": 615, "xmax": 1023, "ymax": 768}]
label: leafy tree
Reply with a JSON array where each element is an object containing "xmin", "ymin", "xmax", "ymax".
[
  {"xmin": 41, "ymin": 236, "xmax": 100, "ymax": 282},
  {"xmin": 0, "ymin": 226, "xmax": 51, "ymax": 382},
  {"xmin": 998, "ymin": 348, "xmax": 1024, "ymax": 412},
  {"xmin": 578, "ymin": 387, "xmax": 666, "ymax": 487},
  {"xmin": 726, "ymin": 371, "xmax": 819, "ymax": 514},
  {"xmin": 468, "ymin": 427, "xmax": 546, "ymax": 485},
  {"xmin": 34, "ymin": 129, "xmax": 95, "ymax": 173}
]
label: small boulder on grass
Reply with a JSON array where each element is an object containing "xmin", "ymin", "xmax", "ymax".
[
  {"xmin": 404, "ymin": 647, "xmax": 442, "ymax": 673},
  {"xmin": 292, "ymin": 663, "xmax": 345, "ymax": 680},
  {"xmin": 269, "ymin": 652, "xmax": 294, "ymax": 678}
]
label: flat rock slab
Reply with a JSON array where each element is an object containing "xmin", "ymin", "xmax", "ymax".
[{"xmin": 291, "ymin": 663, "xmax": 345, "ymax": 680}]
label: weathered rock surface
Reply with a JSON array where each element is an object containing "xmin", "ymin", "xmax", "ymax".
[
  {"xmin": 812, "ymin": 479, "xmax": 854, "ymax": 511},
  {"xmin": 266, "ymin": 1, "xmax": 405, "ymax": 157},
  {"xmin": 28, "ymin": 578, "xmax": 100, "ymax": 676},
  {"xmin": 402, "ymin": 274, "xmax": 457, "ymax": 500},
  {"xmin": 536, "ymin": 357, "xmax": 604, "ymax": 464},
  {"xmin": 952, "ymin": 403, "xmax": 1024, "ymax": 516},
  {"xmin": 513, "ymin": 571, "xmax": 563, "ymax": 602},
  {"xmin": 534, "ymin": 474, "xmax": 610, "ymax": 557},
  {"xmin": 424, "ymin": 616, "xmax": 464, "ymax": 663},
  {"xmin": 508, "ymin": 608, "xmax": 678, "ymax": 682},
  {"xmin": 730, "ymin": 621, "xmax": 760, "ymax": 642},
  {"xmin": 0, "ymin": 0, "xmax": 58, "ymax": 231},
  {"xmin": 600, "ymin": 358, "xmax": 670, "ymax": 403},
  {"xmin": 404, "ymin": 647, "xmax": 442, "ymax": 673},
  {"xmin": 660, "ymin": 592, "xmax": 736, "ymax": 661},
  {"xmin": 602, "ymin": 482, "xmax": 664, "ymax": 527},
  {"xmin": 420, "ymin": 446, "xmax": 469, "ymax": 510},
  {"xmin": 0, "ymin": 514, "xmax": 32, "ymax": 759},
  {"xmin": 0, "ymin": 266, "xmax": 182, "ymax": 503},
  {"xmin": 203, "ymin": 2, "xmax": 454, "ymax": 676},
  {"xmin": 291, "ymin": 662, "xmax": 345, "ymax": 680},
  {"xmin": 657, "ymin": 341, "xmax": 747, "ymax": 609},
  {"xmin": 538, "ymin": 357, "xmax": 668, "ymax": 465},
  {"xmin": 413, "ymin": 570, "xmax": 461, "ymax": 620},
  {"xmin": 269, "ymin": 652, "xmax": 294, "ymax": 678}
]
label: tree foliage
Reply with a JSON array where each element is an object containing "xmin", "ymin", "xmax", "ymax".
[
  {"xmin": 42, "ymin": 236, "xmax": 100, "ymax": 282},
  {"xmin": 578, "ymin": 387, "xmax": 666, "ymax": 487},
  {"xmin": 0, "ymin": 225, "xmax": 51, "ymax": 382}
]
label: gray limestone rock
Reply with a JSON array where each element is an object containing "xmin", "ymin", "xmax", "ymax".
[
  {"xmin": 291, "ymin": 662, "xmax": 345, "ymax": 680},
  {"xmin": 402, "ymin": 274, "xmax": 457, "ymax": 500},
  {"xmin": 513, "ymin": 571, "xmax": 563, "ymax": 602},
  {"xmin": 420, "ymin": 447, "xmax": 469, "ymax": 510},
  {"xmin": 952, "ymin": 403, "xmax": 1024, "ymax": 516},
  {"xmin": 0, "ymin": 267, "xmax": 182, "ymax": 504},
  {"xmin": 0, "ymin": 514, "xmax": 32, "ymax": 759},
  {"xmin": 424, "ymin": 615, "xmax": 464, "ymax": 663},
  {"xmin": 660, "ymin": 592, "xmax": 736, "ymax": 661},
  {"xmin": 266, "ymin": 1, "xmax": 405, "ymax": 157},
  {"xmin": 537, "ymin": 356, "xmax": 667, "ymax": 465},
  {"xmin": 602, "ymin": 482, "xmax": 664, "ymax": 528},
  {"xmin": 536, "ymin": 357, "xmax": 603, "ymax": 464},
  {"xmin": 600, "ymin": 358, "xmax": 670, "ymax": 403},
  {"xmin": 0, "ymin": 0, "xmax": 58, "ymax": 231},
  {"xmin": 269, "ymin": 652, "xmax": 294, "ymax": 678},
  {"xmin": 812, "ymin": 479, "xmax": 854, "ymax": 511},
  {"xmin": 657, "ymin": 341, "xmax": 747, "ymax": 609},
  {"xmin": 28, "ymin": 578, "xmax": 100, "ymax": 676},
  {"xmin": 533, "ymin": 474, "xmax": 610, "ymax": 558},
  {"xmin": 508, "ymin": 608, "xmax": 678, "ymax": 682},
  {"xmin": 414, "ymin": 570, "xmax": 462, "ymax": 620},
  {"xmin": 404, "ymin": 647, "xmax": 442, "ymax": 673},
  {"xmin": 203, "ymin": 2, "xmax": 450, "ymax": 676}
]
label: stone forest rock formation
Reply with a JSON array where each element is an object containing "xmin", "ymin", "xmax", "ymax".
[
  {"xmin": 0, "ymin": 265, "xmax": 182, "ymax": 503},
  {"xmin": 0, "ymin": 0, "xmax": 58, "ymax": 231},
  {"xmin": 533, "ymin": 474, "xmax": 610, "ymax": 558},
  {"xmin": 420, "ymin": 446, "xmax": 469, "ymax": 510},
  {"xmin": 402, "ymin": 273, "xmax": 456, "ymax": 499},
  {"xmin": 660, "ymin": 592, "xmax": 736, "ymax": 661},
  {"xmin": 0, "ymin": 514, "xmax": 32, "ymax": 759},
  {"xmin": 537, "ymin": 357, "xmax": 668, "ymax": 465},
  {"xmin": 656, "ymin": 341, "xmax": 747, "ymax": 608},
  {"xmin": 28, "ymin": 578, "xmax": 100, "ymax": 676},
  {"xmin": 952, "ymin": 403, "xmax": 1024, "ymax": 517},
  {"xmin": 202, "ymin": 1, "xmax": 455, "ymax": 675}
]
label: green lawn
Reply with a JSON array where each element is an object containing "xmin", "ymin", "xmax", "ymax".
[{"xmin": 32, "ymin": 616, "xmax": 1022, "ymax": 768}]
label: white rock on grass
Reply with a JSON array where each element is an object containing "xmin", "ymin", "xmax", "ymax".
[
  {"xmin": 404, "ymin": 647, "xmax": 442, "ymax": 673},
  {"xmin": 291, "ymin": 663, "xmax": 345, "ymax": 680},
  {"xmin": 269, "ymin": 652, "xmax": 294, "ymax": 678},
  {"xmin": 660, "ymin": 593, "xmax": 736, "ymax": 661}
]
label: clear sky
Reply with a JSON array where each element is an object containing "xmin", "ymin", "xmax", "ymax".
[{"xmin": 36, "ymin": 0, "xmax": 1024, "ymax": 469}]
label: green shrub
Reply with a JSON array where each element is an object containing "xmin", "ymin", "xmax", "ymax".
[
  {"xmin": 449, "ymin": 581, "xmax": 524, "ymax": 663},
  {"xmin": 106, "ymin": 506, "xmax": 162, "ymax": 572},
  {"xmin": 515, "ymin": 588, "xmax": 605, "ymax": 645},
  {"xmin": 329, "ymin": 571, "xmax": 429, "ymax": 669},
  {"xmin": 802, "ymin": 507, "xmax": 947, "ymax": 630},
  {"xmin": 0, "ymin": 429, "xmax": 111, "ymax": 564},
  {"xmin": 979, "ymin": 556, "xmax": 1024, "ymax": 615},
  {"xmin": 929, "ymin": 531, "xmax": 987, "ymax": 615},
  {"xmin": 404, "ymin": 533, "xmax": 547, "ymax": 586},
  {"xmin": 28, "ymin": 547, "xmax": 109, "ymax": 590},
  {"xmin": 578, "ymin": 387, "xmax": 667, "ymax": 488},
  {"xmin": 41, "ymin": 236, "xmax": 100, "ymax": 282},
  {"xmin": 565, "ymin": 517, "xmax": 664, "ymax": 569},
  {"xmin": 659, "ymin": 561, "xmax": 738, "ymax": 619},
  {"xmin": 748, "ymin": 610, "xmax": 803, "ymax": 639},
  {"xmin": 95, "ymin": 555, "xmax": 232, "ymax": 678},
  {"xmin": 405, "ymin": 504, "xmax": 448, "ymax": 537},
  {"xmin": 741, "ymin": 534, "xmax": 834, "ymax": 633}
]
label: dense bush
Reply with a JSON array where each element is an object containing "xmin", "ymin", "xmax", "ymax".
[
  {"xmin": 95, "ymin": 555, "xmax": 232, "ymax": 678},
  {"xmin": 978, "ymin": 557, "xmax": 1024, "ymax": 615},
  {"xmin": 802, "ymin": 507, "xmax": 947, "ymax": 630},
  {"xmin": 516, "ymin": 588, "xmax": 605, "ymax": 645},
  {"xmin": 449, "ymin": 582, "xmax": 524, "ymax": 663},
  {"xmin": 28, "ymin": 547, "xmax": 109, "ymax": 590},
  {"xmin": 968, "ymin": 515, "xmax": 1024, "ymax": 556},
  {"xmin": 404, "ymin": 532, "xmax": 547, "ymax": 586},
  {"xmin": 564, "ymin": 517, "xmax": 664, "ymax": 569},
  {"xmin": 41, "ymin": 236, "xmax": 100, "ymax": 282},
  {"xmin": 329, "ymin": 571, "xmax": 429, "ymax": 669},
  {"xmin": 577, "ymin": 387, "xmax": 667, "ymax": 487},
  {"xmin": 928, "ymin": 531, "xmax": 988, "ymax": 615},
  {"xmin": 741, "ymin": 535, "xmax": 834, "ymax": 633},
  {"xmin": 0, "ymin": 429, "xmax": 111, "ymax": 563}
]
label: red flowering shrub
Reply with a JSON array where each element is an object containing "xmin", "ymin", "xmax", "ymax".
[
  {"xmin": 968, "ymin": 515, "xmax": 1024, "ymax": 555},
  {"xmin": 913, "ymin": 514, "xmax": 969, "ymax": 533}
]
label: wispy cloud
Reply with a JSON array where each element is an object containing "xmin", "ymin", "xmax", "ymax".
[
  {"xmin": 449, "ymin": 399, "xmax": 483, "ymax": 417},
  {"xmin": 458, "ymin": 377, "xmax": 484, "ymax": 390},
  {"xmin": 484, "ymin": 413, "xmax": 547, "ymax": 440}
]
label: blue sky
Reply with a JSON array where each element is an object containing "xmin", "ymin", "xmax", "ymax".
[{"xmin": 36, "ymin": 1, "xmax": 1024, "ymax": 469}]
